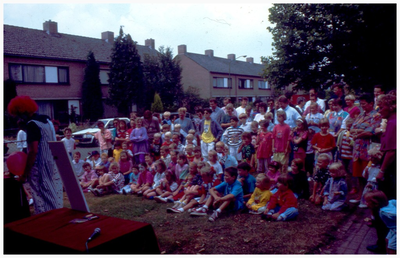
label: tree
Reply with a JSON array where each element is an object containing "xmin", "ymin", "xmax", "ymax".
[
  {"xmin": 143, "ymin": 46, "xmax": 183, "ymax": 111},
  {"xmin": 263, "ymin": 4, "xmax": 396, "ymax": 93},
  {"xmin": 81, "ymin": 51, "xmax": 104, "ymax": 122},
  {"xmin": 151, "ymin": 93, "xmax": 164, "ymax": 113},
  {"xmin": 181, "ymin": 86, "xmax": 209, "ymax": 114},
  {"xmin": 107, "ymin": 27, "xmax": 145, "ymax": 115}
]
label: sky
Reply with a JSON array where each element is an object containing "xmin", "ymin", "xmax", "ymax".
[{"xmin": 2, "ymin": 2, "xmax": 275, "ymax": 64}]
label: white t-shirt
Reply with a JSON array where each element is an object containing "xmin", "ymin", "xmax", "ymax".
[
  {"xmin": 236, "ymin": 106, "xmax": 246, "ymax": 117},
  {"xmin": 61, "ymin": 137, "xmax": 75, "ymax": 153},
  {"xmin": 16, "ymin": 130, "xmax": 27, "ymax": 151}
]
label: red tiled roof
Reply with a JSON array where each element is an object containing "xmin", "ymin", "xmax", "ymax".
[{"xmin": 4, "ymin": 24, "xmax": 158, "ymax": 63}]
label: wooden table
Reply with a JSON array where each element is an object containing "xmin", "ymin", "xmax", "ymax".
[{"xmin": 4, "ymin": 208, "xmax": 160, "ymax": 254}]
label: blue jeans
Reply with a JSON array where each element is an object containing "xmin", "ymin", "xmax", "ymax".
[{"xmin": 268, "ymin": 206, "xmax": 299, "ymax": 221}]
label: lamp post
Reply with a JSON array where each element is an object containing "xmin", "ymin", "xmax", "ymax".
[{"xmin": 228, "ymin": 55, "xmax": 246, "ymax": 102}]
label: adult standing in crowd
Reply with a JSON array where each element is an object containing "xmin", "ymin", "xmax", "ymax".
[
  {"xmin": 174, "ymin": 107, "xmax": 195, "ymax": 135},
  {"xmin": 209, "ymin": 98, "xmax": 224, "ymax": 125},
  {"xmin": 344, "ymin": 94, "xmax": 361, "ymax": 119},
  {"xmin": 236, "ymin": 97, "xmax": 248, "ymax": 117},
  {"xmin": 221, "ymin": 97, "xmax": 238, "ymax": 117},
  {"xmin": 274, "ymin": 95, "xmax": 302, "ymax": 129},
  {"xmin": 87, "ymin": 120, "xmax": 113, "ymax": 157},
  {"xmin": 296, "ymin": 96, "xmax": 306, "ymax": 115},
  {"xmin": 349, "ymin": 93, "xmax": 382, "ymax": 201},
  {"xmin": 332, "ymin": 83, "xmax": 346, "ymax": 109},
  {"xmin": 142, "ymin": 110, "xmax": 160, "ymax": 145},
  {"xmin": 376, "ymin": 94, "xmax": 396, "ymax": 200},
  {"xmin": 7, "ymin": 96, "xmax": 63, "ymax": 214},
  {"xmin": 303, "ymin": 88, "xmax": 326, "ymax": 113},
  {"xmin": 373, "ymin": 85, "xmax": 385, "ymax": 109}
]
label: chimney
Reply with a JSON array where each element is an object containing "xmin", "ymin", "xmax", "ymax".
[
  {"xmin": 43, "ymin": 20, "xmax": 58, "ymax": 34},
  {"xmin": 227, "ymin": 54, "xmax": 236, "ymax": 60},
  {"xmin": 101, "ymin": 31, "xmax": 114, "ymax": 43},
  {"xmin": 178, "ymin": 44, "xmax": 187, "ymax": 55},
  {"xmin": 246, "ymin": 57, "xmax": 254, "ymax": 64},
  {"xmin": 205, "ymin": 49, "xmax": 214, "ymax": 57},
  {"xmin": 145, "ymin": 38, "xmax": 155, "ymax": 49}
]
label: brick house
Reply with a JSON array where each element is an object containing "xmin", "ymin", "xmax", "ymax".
[
  {"xmin": 175, "ymin": 44, "xmax": 273, "ymax": 103},
  {"xmin": 4, "ymin": 20, "xmax": 158, "ymax": 125}
]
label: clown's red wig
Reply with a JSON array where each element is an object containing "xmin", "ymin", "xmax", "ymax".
[{"xmin": 7, "ymin": 96, "xmax": 38, "ymax": 117}]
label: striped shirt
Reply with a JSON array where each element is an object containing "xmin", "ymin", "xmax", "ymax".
[
  {"xmin": 338, "ymin": 130, "xmax": 353, "ymax": 160},
  {"xmin": 223, "ymin": 126, "xmax": 244, "ymax": 147}
]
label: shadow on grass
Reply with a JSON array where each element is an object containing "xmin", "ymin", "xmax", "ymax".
[{"xmin": 62, "ymin": 192, "xmax": 358, "ymax": 254}]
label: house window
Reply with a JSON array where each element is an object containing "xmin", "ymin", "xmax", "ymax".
[
  {"xmin": 9, "ymin": 64, "xmax": 69, "ymax": 84},
  {"xmin": 213, "ymin": 77, "xmax": 232, "ymax": 88},
  {"xmin": 100, "ymin": 70, "xmax": 109, "ymax": 85},
  {"xmin": 258, "ymin": 80, "xmax": 270, "ymax": 89},
  {"xmin": 238, "ymin": 79, "xmax": 253, "ymax": 89}
]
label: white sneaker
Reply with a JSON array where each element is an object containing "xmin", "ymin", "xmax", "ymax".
[
  {"xmin": 155, "ymin": 196, "xmax": 168, "ymax": 203},
  {"xmin": 208, "ymin": 210, "xmax": 220, "ymax": 222},
  {"xmin": 28, "ymin": 198, "xmax": 34, "ymax": 206}
]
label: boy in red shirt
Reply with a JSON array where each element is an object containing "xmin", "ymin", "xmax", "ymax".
[
  {"xmin": 262, "ymin": 174, "xmax": 298, "ymax": 221},
  {"xmin": 311, "ymin": 118, "xmax": 336, "ymax": 163}
]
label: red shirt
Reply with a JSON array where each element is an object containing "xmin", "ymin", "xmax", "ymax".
[{"xmin": 311, "ymin": 132, "xmax": 336, "ymax": 149}]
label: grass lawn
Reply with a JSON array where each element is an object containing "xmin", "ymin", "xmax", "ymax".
[{"xmin": 60, "ymin": 191, "xmax": 355, "ymax": 254}]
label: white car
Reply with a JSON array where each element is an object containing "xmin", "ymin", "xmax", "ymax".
[{"xmin": 72, "ymin": 117, "xmax": 130, "ymax": 146}]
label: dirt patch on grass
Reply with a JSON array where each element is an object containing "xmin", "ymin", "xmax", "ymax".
[{"xmin": 59, "ymin": 193, "xmax": 354, "ymax": 254}]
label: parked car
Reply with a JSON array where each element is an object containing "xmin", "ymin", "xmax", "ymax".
[{"xmin": 72, "ymin": 117, "xmax": 130, "ymax": 146}]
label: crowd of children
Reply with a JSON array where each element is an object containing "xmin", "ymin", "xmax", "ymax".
[{"xmin": 66, "ymin": 92, "xmax": 395, "ymax": 254}]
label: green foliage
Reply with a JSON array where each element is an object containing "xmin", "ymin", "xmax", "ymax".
[
  {"xmin": 107, "ymin": 27, "xmax": 145, "ymax": 115},
  {"xmin": 143, "ymin": 46, "xmax": 183, "ymax": 111},
  {"xmin": 151, "ymin": 93, "xmax": 164, "ymax": 113},
  {"xmin": 81, "ymin": 51, "xmax": 104, "ymax": 122},
  {"xmin": 181, "ymin": 86, "xmax": 209, "ymax": 114},
  {"xmin": 264, "ymin": 4, "xmax": 396, "ymax": 92}
]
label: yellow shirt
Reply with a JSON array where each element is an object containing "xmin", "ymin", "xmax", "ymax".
[
  {"xmin": 113, "ymin": 148, "xmax": 123, "ymax": 163},
  {"xmin": 201, "ymin": 119, "xmax": 215, "ymax": 143},
  {"xmin": 247, "ymin": 188, "xmax": 273, "ymax": 211}
]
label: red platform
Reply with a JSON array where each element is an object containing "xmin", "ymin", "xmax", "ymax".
[{"xmin": 4, "ymin": 207, "xmax": 160, "ymax": 254}]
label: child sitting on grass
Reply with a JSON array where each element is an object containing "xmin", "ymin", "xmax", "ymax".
[
  {"xmin": 98, "ymin": 153, "xmax": 111, "ymax": 171},
  {"xmin": 143, "ymin": 159, "xmax": 167, "ymax": 199},
  {"xmin": 322, "ymin": 162, "xmax": 348, "ymax": 211},
  {"xmin": 262, "ymin": 174, "xmax": 298, "ymax": 221},
  {"xmin": 191, "ymin": 167, "xmax": 244, "ymax": 222},
  {"xmin": 152, "ymin": 170, "xmax": 178, "ymax": 201},
  {"xmin": 310, "ymin": 153, "xmax": 331, "ymax": 205},
  {"xmin": 207, "ymin": 150, "xmax": 223, "ymax": 180},
  {"xmin": 237, "ymin": 162, "xmax": 256, "ymax": 203},
  {"xmin": 246, "ymin": 173, "xmax": 272, "ymax": 214},
  {"xmin": 119, "ymin": 151, "xmax": 133, "ymax": 185},
  {"xmin": 288, "ymin": 158, "xmax": 310, "ymax": 200},
  {"xmin": 90, "ymin": 165, "xmax": 109, "ymax": 196},
  {"xmin": 131, "ymin": 162, "xmax": 153, "ymax": 195},
  {"xmin": 267, "ymin": 161, "xmax": 281, "ymax": 193},
  {"xmin": 80, "ymin": 162, "xmax": 98, "ymax": 192},
  {"xmin": 160, "ymin": 145, "xmax": 171, "ymax": 167},
  {"xmin": 92, "ymin": 162, "xmax": 124, "ymax": 196},
  {"xmin": 121, "ymin": 164, "xmax": 140, "ymax": 195}
]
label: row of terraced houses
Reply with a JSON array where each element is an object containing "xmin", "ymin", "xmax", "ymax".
[{"xmin": 4, "ymin": 20, "xmax": 273, "ymax": 125}]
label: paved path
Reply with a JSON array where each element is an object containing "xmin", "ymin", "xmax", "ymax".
[{"xmin": 321, "ymin": 207, "xmax": 379, "ymax": 254}]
